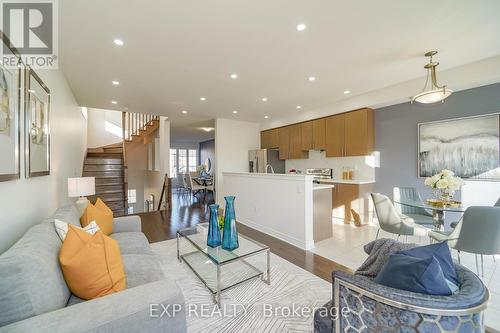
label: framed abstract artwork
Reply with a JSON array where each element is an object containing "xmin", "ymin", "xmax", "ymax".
[
  {"xmin": 418, "ymin": 113, "xmax": 500, "ymax": 180},
  {"xmin": 0, "ymin": 33, "xmax": 21, "ymax": 182},
  {"xmin": 25, "ymin": 67, "xmax": 51, "ymax": 177}
]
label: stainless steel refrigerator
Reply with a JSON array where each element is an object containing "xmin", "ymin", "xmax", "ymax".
[{"xmin": 248, "ymin": 149, "xmax": 285, "ymax": 174}]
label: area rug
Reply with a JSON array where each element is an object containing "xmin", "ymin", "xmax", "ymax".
[{"xmin": 151, "ymin": 239, "xmax": 331, "ymax": 333}]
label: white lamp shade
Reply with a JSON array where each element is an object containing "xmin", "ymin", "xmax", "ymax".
[{"xmin": 68, "ymin": 177, "xmax": 96, "ymax": 197}]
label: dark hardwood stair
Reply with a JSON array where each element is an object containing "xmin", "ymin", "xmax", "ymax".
[{"xmin": 83, "ymin": 145, "xmax": 128, "ymax": 217}]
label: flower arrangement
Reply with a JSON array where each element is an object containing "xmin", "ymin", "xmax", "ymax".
[
  {"xmin": 424, "ymin": 169, "xmax": 464, "ymax": 202},
  {"xmin": 218, "ymin": 215, "xmax": 224, "ymax": 230}
]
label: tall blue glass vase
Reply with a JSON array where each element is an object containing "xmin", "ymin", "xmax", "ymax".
[
  {"xmin": 207, "ymin": 204, "xmax": 222, "ymax": 247},
  {"xmin": 222, "ymin": 196, "xmax": 239, "ymax": 250}
]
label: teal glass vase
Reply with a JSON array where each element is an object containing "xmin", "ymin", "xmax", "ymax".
[
  {"xmin": 222, "ymin": 196, "xmax": 239, "ymax": 250},
  {"xmin": 207, "ymin": 204, "xmax": 222, "ymax": 247}
]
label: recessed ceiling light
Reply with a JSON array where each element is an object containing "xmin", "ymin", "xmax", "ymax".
[
  {"xmin": 296, "ymin": 24, "xmax": 307, "ymax": 31},
  {"xmin": 232, "ymin": 110, "xmax": 238, "ymax": 114},
  {"xmin": 113, "ymin": 39, "xmax": 124, "ymax": 46},
  {"xmin": 112, "ymin": 80, "xmax": 120, "ymax": 86},
  {"xmin": 181, "ymin": 110, "xmax": 188, "ymax": 114},
  {"xmin": 344, "ymin": 90, "xmax": 351, "ymax": 94},
  {"xmin": 261, "ymin": 97, "xmax": 268, "ymax": 102},
  {"xmin": 230, "ymin": 73, "xmax": 238, "ymax": 79},
  {"xmin": 111, "ymin": 100, "xmax": 118, "ymax": 105},
  {"xmin": 308, "ymin": 76, "xmax": 316, "ymax": 81},
  {"xmin": 200, "ymin": 97, "xmax": 206, "ymax": 101},
  {"xmin": 201, "ymin": 127, "xmax": 214, "ymax": 132},
  {"xmin": 296, "ymin": 105, "xmax": 302, "ymax": 110},
  {"xmin": 264, "ymin": 115, "xmax": 269, "ymax": 119}
]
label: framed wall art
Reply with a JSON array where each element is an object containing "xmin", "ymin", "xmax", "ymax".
[
  {"xmin": 418, "ymin": 113, "xmax": 500, "ymax": 180},
  {"xmin": 25, "ymin": 67, "xmax": 51, "ymax": 177},
  {"xmin": 0, "ymin": 33, "xmax": 21, "ymax": 182}
]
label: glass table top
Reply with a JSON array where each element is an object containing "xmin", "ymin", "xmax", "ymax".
[
  {"xmin": 177, "ymin": 223, "xmax": 269, "ymax": 265},
  {"xmin": 394, "ymin": 198, "xmax": 467, "ymax": 213}
]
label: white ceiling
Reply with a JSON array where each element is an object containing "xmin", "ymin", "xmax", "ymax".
[{"xmin": 60, "ymin": 0, "xmax": 500, "ymax": 139}]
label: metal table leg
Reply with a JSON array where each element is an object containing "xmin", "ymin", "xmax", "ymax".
[
  {"xmin": 266, "ymin": 249, "xmax": 271, "ymax": 285},
  {"xmin": 177, "ymin": 233, "xmax": 181, "ymax": 262},
  {"xmin": 432, "ymin": 209, "xmax": 445, "ymax": 231},
  {"xmin": 216, "ymin": 265, "xmax": 221, "ymax": 306}
]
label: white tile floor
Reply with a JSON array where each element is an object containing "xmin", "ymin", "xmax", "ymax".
[{"xmin": 311, "ymin": 219, "xmax": 500, "ymax": 332}]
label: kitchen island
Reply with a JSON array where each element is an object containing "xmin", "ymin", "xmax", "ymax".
[{"xmin": 222, "ymin": 172, "xmax": 334, "ymax": 250}]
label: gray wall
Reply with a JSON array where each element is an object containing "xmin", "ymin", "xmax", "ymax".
[
  {"xmin": 199, "ymin": 139, "xmax": 215, "ymax": 175},
  {"xmin": 375, "ymin": 82, "xmax": 500, "ymax": 200}
]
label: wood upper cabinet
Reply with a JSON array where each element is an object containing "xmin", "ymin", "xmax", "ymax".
[
  {"xmin": 344, "ymin": 108, "xmax": 374, "ymax": 156},
  {"xmin": 300, "ymin": 121, "xmax": 313, "ymax": 151},
  {"xmin": 325, "ymin": 114, "xmax": 345, "ymax": 157},
  {"xmin": 278, "ymin": 126, "xmax": 290, "ymax": 160},
  {"xmin": 260, "ymin": 107, "xmax": 373, "ymax": 160},
  {"xmin": 325, "ymin": 108, "xmax": 374, "ymax": 157},
  {"xmin": 261, "ymin": 128, "xmax": 279, "ymax": 149},
  {"xmin": 289, "ymin": 123, "xmax": 308, "ymax": 159},
  {"xmin": 312, "ymin": 119, "xmax": 326, "ymax": 150}
]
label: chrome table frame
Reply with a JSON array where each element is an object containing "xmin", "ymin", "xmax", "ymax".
[
  {"xmin": 394, "ymin": 199, "xmax": 466, "ymax": 231},
  {"xmin": 176, "ymin": 230, "xmax": 271, "ymax": 306}
]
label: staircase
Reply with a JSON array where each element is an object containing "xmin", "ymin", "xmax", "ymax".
[
  {"xmin": 82, "ymin": 113, "xmax": 160, "ymax": 216},
  {"xmin": 83, "ymin": 143, "xmax": 127, "ymax": 216}
]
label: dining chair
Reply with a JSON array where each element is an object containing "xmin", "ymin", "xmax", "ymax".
[
  {"xmin": 176, "ymin": 173, "xmax": 185, "ymax": 193},
  {"xmin": 371, "ymin": 193, "xmax": 429, "ymax": 241},
  {"xmin": 393, "ymin": 187, "xmax": 434, "ymax": 226},
  {"xmin": 186, "ymin": 172, "xmax": 207, "ymax": 196},
  {"xmin": 182, "ymin": 173, "xmax": 190, "ymax": 195},
  {"xmin": 450, "ymin": 196, "xmax": 500, "ymax": 229},
  {"xmin": 429, "ymin": 206, "xmax": 500, "ymax": 278}
]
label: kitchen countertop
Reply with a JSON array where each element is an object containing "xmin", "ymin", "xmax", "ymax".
[{"xmin": 318, "ymin": 179, "xmax": 376, "ymax": 185}]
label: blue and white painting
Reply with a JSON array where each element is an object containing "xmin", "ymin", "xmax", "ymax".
[{"xmin": 419, "ymin": 114, "xmax": 500, "ymax": 180}]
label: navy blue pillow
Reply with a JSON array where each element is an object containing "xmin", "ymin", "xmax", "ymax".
[
  {"xmin": 396, "ymin": 242, "xmax": 459, "ymax": 286},
  {"xmin": 374, "ymin": 254, "xmax": 452, "ymax": 296}
]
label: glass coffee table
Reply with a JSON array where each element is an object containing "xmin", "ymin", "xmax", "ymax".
[{"xmin": 176, "ymin": 223, "xmax": 270, "ymax": 306}]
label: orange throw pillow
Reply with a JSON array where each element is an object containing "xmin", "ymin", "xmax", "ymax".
[
  {"xmin": 59, "ymin": 225, "xmax": 126, "ymax": 300},
  {"xmin": 80, "ymin": 198, "xmax": 113, "ymax": 235}
]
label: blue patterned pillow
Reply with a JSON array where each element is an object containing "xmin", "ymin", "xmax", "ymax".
[{"xmin": 375, "ymin": 254, "xmax": 452, "ymax": 296}]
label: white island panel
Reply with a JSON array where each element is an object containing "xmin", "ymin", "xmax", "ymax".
[{"xmin": 222, "ymin": 172, "xmax": 315, "ymax": 250}]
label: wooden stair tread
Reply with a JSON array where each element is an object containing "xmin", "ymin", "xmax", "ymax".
[{"xmin": 85, "ymin": 158, "xmax": 123, "ymax": 165}]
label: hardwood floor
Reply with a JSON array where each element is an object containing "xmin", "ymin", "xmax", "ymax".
[{"xmin": 138, "ymin": 189, "xmax": 351, "ymax": 282}]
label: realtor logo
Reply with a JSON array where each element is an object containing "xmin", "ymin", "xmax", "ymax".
[{"xmin": 1, "ymin": 0, "xmax": 58, "ymax": 68}]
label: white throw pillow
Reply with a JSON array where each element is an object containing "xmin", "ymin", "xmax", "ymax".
[{"xmin": 54, "ymin": 219, "xmax": 100, "ymax": 241}]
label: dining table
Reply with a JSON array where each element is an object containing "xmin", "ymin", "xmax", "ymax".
[{"xmin": 393, "ymin": 197, "xmax": 467, "ymax": 231}]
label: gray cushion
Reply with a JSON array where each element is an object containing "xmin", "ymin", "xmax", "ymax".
[
  {"xmin": 0, "ymin": 222, "xmax": 70, "ymax": 327},
  {"xmin": 47, "ymin": 205, "xmax": 81, "ymax": 226},
  {"xmin": 111, "ymin": 232, "xmax": 152, "ymax": 255},
  {"xmin": 66, "ymin": 253, "xmax": 164, "ymax": 307},
  {"xmin": 121, "ymin": 254, "xmax": 164, "ymax": 288}
]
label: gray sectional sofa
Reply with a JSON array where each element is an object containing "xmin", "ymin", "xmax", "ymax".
[{"xmin": 0, "ymin": 206, "xmax": 186, "ymax": 333}]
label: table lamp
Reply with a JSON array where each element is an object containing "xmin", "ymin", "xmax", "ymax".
[{"xmin": 68, "ymin": 177, "xmax": 96, "ymax": 215}]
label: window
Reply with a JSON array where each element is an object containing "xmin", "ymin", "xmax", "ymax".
[
  {"xmin": 189, "ymin": 149, "xmax": 197, "ymax": 172},
  {"xmin": 169, "ymin": 149, "xmax": 177, "ymax": 177},
  {"xmin": 170, "ymin": 148, "xmax": 198, "ymax": 177},
  {"xmin": 178, "ymin": 149, "xmax": 187, "ymax": 174}
]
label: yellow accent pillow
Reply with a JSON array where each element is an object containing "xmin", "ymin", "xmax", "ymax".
[
  {"xmin": 59, "ymin": 225, "xmax": 126, "ymax": 300},
  {"xmin": 80, "ymin": 198, "xmax": 113, "ymax": 235}
]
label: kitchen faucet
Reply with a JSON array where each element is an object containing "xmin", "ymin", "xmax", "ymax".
[{"xmin": 266, "ymin": 164, "xmax": 275, "ymax": 174}]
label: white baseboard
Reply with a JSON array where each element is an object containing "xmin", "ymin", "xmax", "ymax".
[{"xmin": 237, "ymin": 216, "xmax": 311, "ymax": 250}]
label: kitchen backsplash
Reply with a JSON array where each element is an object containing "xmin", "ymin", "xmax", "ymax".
[{"xmin": 285, "ymin": 150, "xmax": 376, "ymax": 181}]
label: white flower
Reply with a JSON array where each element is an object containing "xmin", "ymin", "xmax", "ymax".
[
  {"xmin": 436, "ymin": 179, "xmax": 449, "ymax": 189},
  {"xmin": 448, "ymin": 176, "xmax": 464, "ymax": 191},
  {"xmin": 441, "ymin": 169, "xmax": 455, "ymax": 178},
  {"xmin": 424, "ymin": 177, "xmax": 434, "ymax": 187}
]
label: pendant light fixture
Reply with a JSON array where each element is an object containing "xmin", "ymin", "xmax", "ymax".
[{"xmin": 411, "ymin": 51, "xmax": 452, "ymax": 104}]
